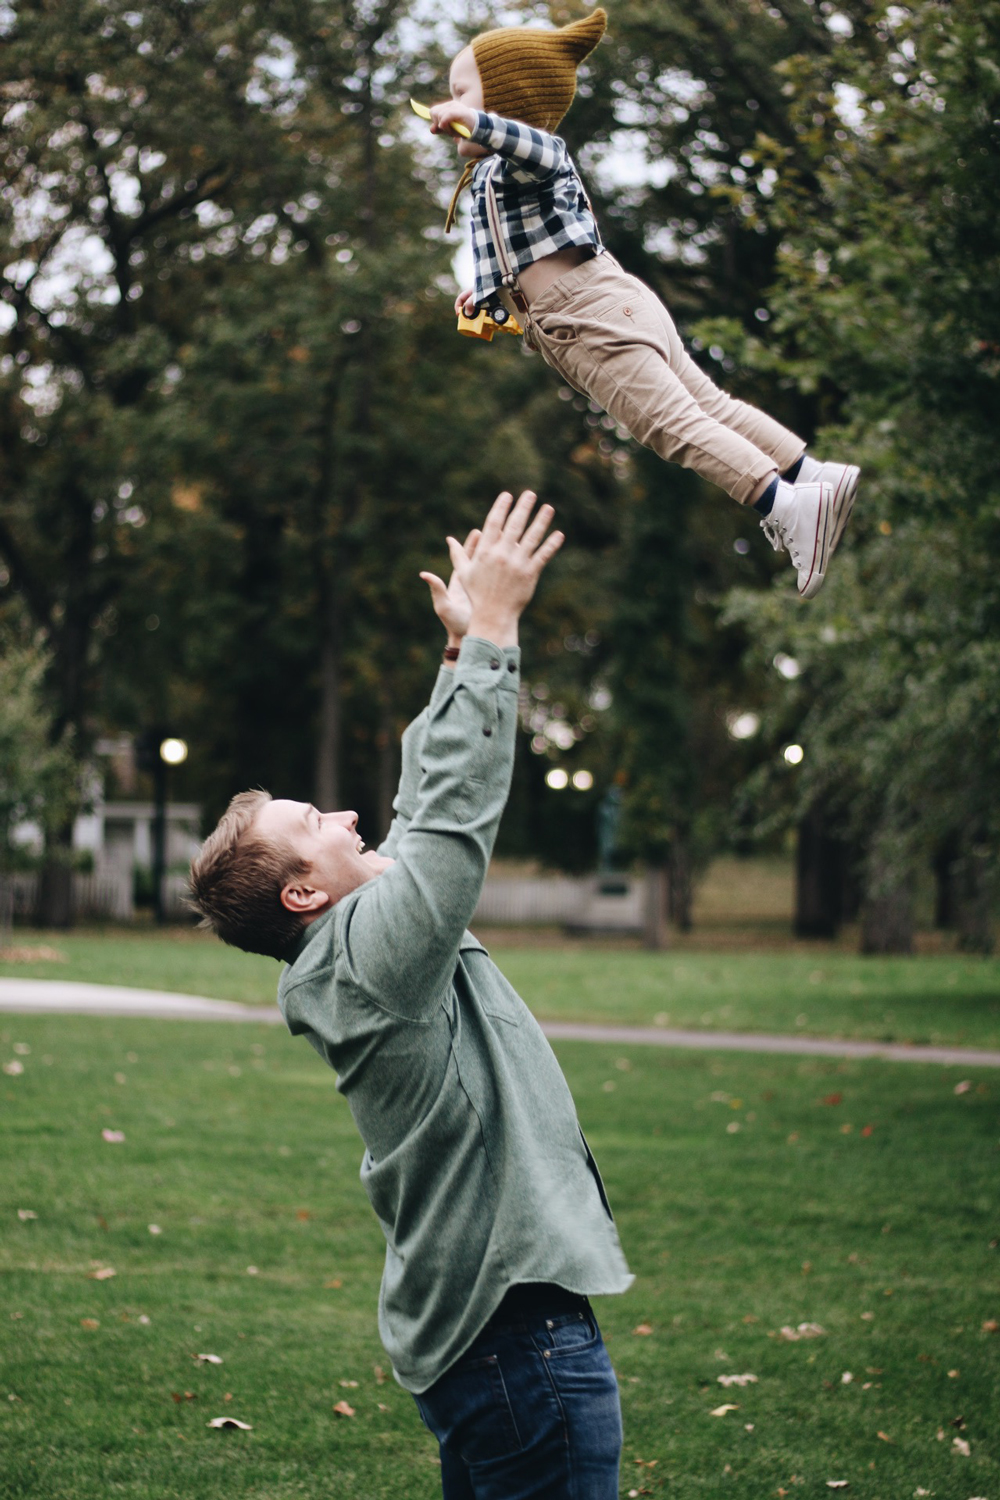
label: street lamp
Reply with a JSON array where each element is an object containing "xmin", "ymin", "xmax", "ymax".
[{"xmin": 136, "ymin": 729, "xmax": 188, "ymax": 923}]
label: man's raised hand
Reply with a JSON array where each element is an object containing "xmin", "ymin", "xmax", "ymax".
[
  {"xmin": 419, "ymin": 529, "xmax": 480, "ymax": 650},
  {"xmin": 445, "ymin": 491, "xmax": 563, "ymax": 649}
]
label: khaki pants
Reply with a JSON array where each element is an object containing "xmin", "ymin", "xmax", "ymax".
[{"xmin": 522, "ymin": 253, "xmax": 804, "ymax": 504}]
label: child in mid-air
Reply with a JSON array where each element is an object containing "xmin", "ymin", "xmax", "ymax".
[{"xmin": 418, "ymin": 7, "xmax": 859, "ymax": 598}]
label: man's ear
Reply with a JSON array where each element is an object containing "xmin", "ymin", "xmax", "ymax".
[{"xmin": 280, "ymin": 881, "xmax": 330, "ymax": 916}]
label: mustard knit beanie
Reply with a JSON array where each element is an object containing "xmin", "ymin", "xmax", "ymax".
[{"xmin": 471, "ymin": 8, "xmax": 607, "ymax": 133}]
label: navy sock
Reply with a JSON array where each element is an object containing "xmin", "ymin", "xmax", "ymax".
[
  {"xmin": 752, "ymin": 477, "xmax": 779, "ymax": 516},
  {"xmin": 783, "ymin": 454, "xmax": 805, "ymax": 482}
]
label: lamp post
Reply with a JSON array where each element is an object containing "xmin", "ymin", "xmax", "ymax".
[{"xmin": 137, "ymin": 730, "xmax": 188, "ymax": 923}]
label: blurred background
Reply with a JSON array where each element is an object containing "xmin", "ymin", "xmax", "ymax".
[{"xmin": 0, "ymin": 0, "xmax": 997, "ymax": 953}]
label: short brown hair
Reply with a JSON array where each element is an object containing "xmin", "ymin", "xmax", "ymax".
[{"xmin": 189, "ymin": 790, "xmax": 309, "ymax": 961}]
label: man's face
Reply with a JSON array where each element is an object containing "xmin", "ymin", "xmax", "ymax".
[
  {"xmin": 254, "ymin": 799, "xmax": 392, "ymax": 919},
  {"xmin": 449, "ymin": 47, "xmax": 490, "ymax": 159}
]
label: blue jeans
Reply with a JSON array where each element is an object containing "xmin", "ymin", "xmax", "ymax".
[{"xmin": 413, "ymin": 1302, "xmax": 623, "ymax": 1500}]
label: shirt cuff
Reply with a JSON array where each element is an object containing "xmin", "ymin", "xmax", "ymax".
[
  {"xmin": 456, "ymin": 635, "xmax": 521, "ymax": 691},
  {"xmin": 471, "ymin": 110, "xmax": 510, "ymax": 150}
]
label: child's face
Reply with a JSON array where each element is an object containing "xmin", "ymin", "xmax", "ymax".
[{"xmin": 449, "ymin": 47, "xmax": 490, "ymax": 159}]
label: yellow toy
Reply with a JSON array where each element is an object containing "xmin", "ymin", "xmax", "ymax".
[
  {"xmin": 409, "ymin": 98, "xmax": 471, "ymax": 139},
  {"xmin": 457, "ymin": 303, "xmax": 523, "ymax": 342}
]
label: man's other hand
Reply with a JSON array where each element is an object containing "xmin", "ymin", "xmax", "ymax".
[
  {"xmin": 419, "ymin": 529, "xmax": 480, "ymax": 652},
  {"xmin": 446, "ymin": 491, "xmax": 563, "ymax": 649}
]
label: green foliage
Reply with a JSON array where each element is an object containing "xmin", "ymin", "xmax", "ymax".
[
  {"xmin": 715, "ymin": 0, "xmax": 1000, "ymax": 943},
  {"xmin": 0, "ymin": 639, "xmax": 76, "ymax": 866}
]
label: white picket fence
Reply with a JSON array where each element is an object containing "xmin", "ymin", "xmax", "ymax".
[{"xmin": 5, "ymin": 870, "xmax": 134, "ymax": 923}]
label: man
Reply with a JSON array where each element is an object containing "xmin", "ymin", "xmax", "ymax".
[{"xmin": 190, "ymin": 491, "xmax": 633, "ymax": 1499}]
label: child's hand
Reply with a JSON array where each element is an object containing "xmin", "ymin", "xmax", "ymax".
[
  {"xmin": 454, "ymin": 289, "xmax": 477, "ymax": 318},
  {"xmin": 430, "ymin": 101, "xmax": 478, "ymax": 139}
]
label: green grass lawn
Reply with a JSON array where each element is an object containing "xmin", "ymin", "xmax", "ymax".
[
  {"xmin": 2, "ymin": 1015, "xmax": 998, "ymax": 1499},
  {"xmin": 3, "ymin": 926, "xmax": 1000, "ymax": 1049}
]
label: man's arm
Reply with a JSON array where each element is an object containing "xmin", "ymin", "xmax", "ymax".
[
  {"xmin": 340, "ymin": 492, "xmax": 562, "ymax": 1017},
  {"xmin": 377, "ymin": 532, "xmax": 481, "ymax": 860}
]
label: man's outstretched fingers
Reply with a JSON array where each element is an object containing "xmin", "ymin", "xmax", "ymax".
[
  {"xmin": 531, "ymin": 529, "xmax": 565, "ymax": 572},
  {"xmin": 481, "ymin": 491, "xmax": 515, "ymax": 540},
  {"xmin": 503, "ymin": 489, "xmax": 538, "ymax": 542},
  {"xmin": 519, "ymin": 503, "xmax": 555, "ymax": 555}
]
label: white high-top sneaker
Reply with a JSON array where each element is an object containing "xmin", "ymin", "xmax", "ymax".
[
  {"xmin": 794, "ymin": 457, "xmax": 860, "ymax": 551},
  {"xmin": 760, "ymin": 479, "xmax": 838, "ymax": 599}
]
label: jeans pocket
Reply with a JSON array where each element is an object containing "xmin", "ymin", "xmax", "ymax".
[
  {"xmin": 416, "ymin": 1353, "xmax": 523, "ymax": 1462},
  {"xmin": 539, "ymin": 1311, "xmax": 601, "ymax": 1358}
]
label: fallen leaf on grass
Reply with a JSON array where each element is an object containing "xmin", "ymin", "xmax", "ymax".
[
  {"xmin": 947, "ymin": 1369, "xmax": 959, "ymax": 1378},
  {"xmin": 778, "ymin": 1323, "xmax": 826, "ymax": 1341},
  {"xmin": 332, "ymin": 1400, "xmax": 355, "ymax": 1417},
  {"xmin": 877, "ymin": 1431, "xmax": 893, "ymax": 1443},
  {"xmin": 709, "ymin": 1404, "xmax": 739, "ymax": 1416},
  {"xmin": 296, "ymin": 1210, "xmax": 310, "ymax": 1221},
  {"xmin": 982, "ymin": 1318, "xmax": 998, "ymax": 1333},
  {"xmin": 822, "ymin": 1093, "xmax": 843, "ymax": 1106},
  {"xmin": 323, "ymin": 1279, "xmax": 342, "ymax": 1289},
  {"xmin": 377, "ymin": 1402, "xmax": 389, "ymax": 1411},
  {"xmin": 193, "ymin": 1354, "xmax": 223, "ymax": 1364},
  {"xmin": 826, "ymin": 1483, "xmax": 849, "ymax": 1490},
  {"xmin": 148, "ymin": 1224, "xmax": 162, "ymax": 1235},
  {"xmin": 80, "ymin": 1319, "xmax": 100, "ymax": 1330},
  {"xmin": 339, "ymin": 1380, "xmax": 358, "ymax": 1388},
  {"xmin": 952, "ymin": 1436, "xmax": 971, "ymax": 1457},
  {"xmin": 861, "ymin": 1125, "xmax": 874, "ymax": 1137},
  {"xmin": 101, "ymin": 1129, "xmax": 125, "ymax": 1143},
  {"xmin": 171, "ymin": 1392, "xmax": 197, "ymax": 1403},
  {"xmin": 3, "ymin": 1061, "xmax": 24, "ymax": 1076},
  {"xmin": 373, "ymin": 1365, "xmax": 386, "ymax": 1384},
  {"xmin": 207, "ymin": 1417, "xmax": 252, "ymax": 1430},
  {"xmin": 88, "ymin": 1267, "xmax": 116, "ymax": 1280},
  {"xmin": 17, "ymin": 1210, "xmax": 37, "ymax": 1221},
  {"xmin": 953, "ymin": 1081, "xmax": 971, "ymax": 1095},
  {"xmin": 632, "ymin": 1323, "xmax": 653, "ymax": 1336},
  {"xmin": 718, "ymin": 1374, "xmax": 758, "ymax": 1387}
]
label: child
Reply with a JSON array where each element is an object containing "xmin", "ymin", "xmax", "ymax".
[{"xmin": 421, "ymin": 8, "xmax": 859, "ymax": 599}]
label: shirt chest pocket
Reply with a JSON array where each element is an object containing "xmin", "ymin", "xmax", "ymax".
[{"xmin": 458, "ymin": 937, "xmax": 524, "ymax": 1028}]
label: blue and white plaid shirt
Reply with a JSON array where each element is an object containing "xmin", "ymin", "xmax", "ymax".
[{"xmin": 465, "ymin": 111, "xmax": 602, "ymax": 306}]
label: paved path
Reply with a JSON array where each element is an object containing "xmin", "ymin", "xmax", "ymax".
[{"xmin": 2, "ymin": 977, "xmax": 999, "ymax": 1067}]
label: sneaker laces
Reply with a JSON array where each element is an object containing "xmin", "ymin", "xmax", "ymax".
[
  {"xmin": 760, "ymin": 513, "xmax": 803, "ymax": 570},
  {"xmin": 760, "ymin": 516, "xmax": 785, "ymax": 554}
]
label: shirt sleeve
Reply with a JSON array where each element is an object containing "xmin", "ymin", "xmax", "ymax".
[
  {"xmin": 470, "ymin": 111, "xmax": 566, "ymax": 181},
  {"xmin": 377, "ymin": 665, "xmax": 455, "ymax": 860},
  {"xmin": 338, "ymin": 637, "xmax": 520, "ymax": 1019}
]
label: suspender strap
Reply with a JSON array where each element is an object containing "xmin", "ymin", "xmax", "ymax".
[{"xmin": 484, "ymin": 159, "xmax": 529, "ymax": 316}]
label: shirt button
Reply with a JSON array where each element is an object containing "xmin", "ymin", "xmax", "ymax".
[
  {"xmin": 490, "ymin": 659, "xmax": 500, "ymax": 670},
  {"xmin": 623, "ymin": 304, "xmax": 632, "ymax": 316},
  {"xmin": 543, "ymin": 1349, "xmax": 551, "ymax": 1358}
]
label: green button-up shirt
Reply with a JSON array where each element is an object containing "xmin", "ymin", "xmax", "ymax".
[{"xmin": 277, "ymin": 637, "xmax": 632, "ymax": 1393}]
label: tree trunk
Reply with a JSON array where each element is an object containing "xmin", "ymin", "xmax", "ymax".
[
  {"xmin": 38, "ymin": 823, "xmax": 74, "ymax": 928},
  {"xmin": 860, "ymin": 842, "xmax": 914, "ymax": 954},
  {"xmin": 932, "ymin": 835, "xmax": 960, "ymax": 929},
  {"xmin": 795, "ymin": 805, "xmax": 845, "ymax": 938},
  {"xmin": 668, "ymin": 835, "xmax": 693, "ymax": 932},
  {"xmin": 315, "ymin": 587, "xmax": 341, "ymax": 810},
  {"xmin": 954, "ymin": 840, "xmax": 995, "ymax": 955},
  {"xmin": 643, "ymin": 864, "xmax": 669, "ymax": 949}
]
